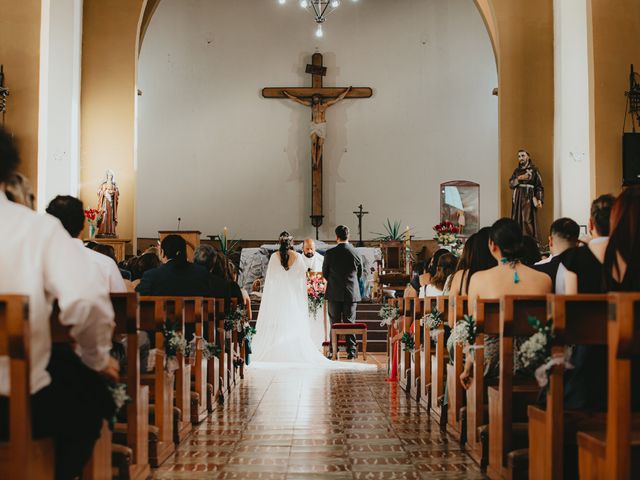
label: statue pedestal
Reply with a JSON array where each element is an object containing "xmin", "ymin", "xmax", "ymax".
[
  {"xmin": 89, "ymin": 238, "xmax": 131, "ymax": 263},
  {"xmin": 158, "ymin": 230, "xmax": 201, "ymax": 262}
]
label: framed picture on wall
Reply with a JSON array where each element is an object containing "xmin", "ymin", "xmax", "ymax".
[{"xmin": 440, "ymin": 180, "xmax": 480, "ymax": 236}]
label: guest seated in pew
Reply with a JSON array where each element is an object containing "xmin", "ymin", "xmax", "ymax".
[
  {"xmin": 446, "ymin": 227, "xmax": 497, "ymax": 297},
  {"xmin": 135, "ymin": 234, "xmax": 212, "ymax": 296},
  {"xmin": 521, "ymin": 235, "xmax": 542, "ymax": 266},
  {"xmin": 93, "ymin": 243, "xmax": 132, "ymax": 281},
  {"xmin": 194, "ymin": 244, "xmax": 244, "ymax": 307},
  {"xmin": 419, "ymin": 248, "xmax": 449, "ymax": 297},
  {"xmin": 129, "ymin": 251, "xmax": 161, "ymax": 290},
  {"xmin": 0, "ymin": 127, "xmax": 118, "ymax": 480},
  {"xmin": 533, "ymin": 217, "xmax": 580, "ymax": 288},
  {"xmin": 4, "ymin": 171, "xmax": 35, "ymax": 209},
  {"xmin": 460, "ymin": 218, "xmax": 552, "ymax": 388},
  {"xmin": 212, "ymin": 250, "xmax": 247, "ymax": 304},
  {"xmin": 403, "ymin": 262, "xmax": 424, "ymax": 298},
  {"xmin": 424, "ymin": 253, "xmax": 457, "ymax": 296},
  {"xmin": 46, "ymin": 195, "xmax": 127, "ymax": 294}
]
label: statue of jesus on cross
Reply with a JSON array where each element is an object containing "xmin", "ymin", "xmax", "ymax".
[{"xmin": 283, "ymin": 87, "xmax": 351, "ymax": 169}]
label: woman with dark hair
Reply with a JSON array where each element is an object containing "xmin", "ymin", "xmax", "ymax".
[
  {"xmin": 424, "ymin": 253, "xmax": 457, "ymax": 296},
  {"xmin": 419, "ymin": 248, "xmax": 450, "ymax": 297},
  {"xmin": 447, "ymin": 227, "xmax": 497, "ymax": 298},
  {"xmin": 135, "ymin": 234, "xmax": 211, "ymax": 296},
  {"xmin": 521, "ymin": 235, "xmax": 542, "ymax": 266},
  {"xmin": 460, "ymin": 218, "xmax": 551, "ymax": 388},
  {"xmin": 250, "ymin": 231, "xmax": 373, "ymax": 370}
]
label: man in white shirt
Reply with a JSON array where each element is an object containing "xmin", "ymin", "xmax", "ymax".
[
  {"xmin": 46, "ymin": 195, "xmax": 126, "ymax": 293},
  {"xmin": 301, "ymin": 238, "xmax": 324, "ymax": 273},
  {"xmin": 0, "ymin": 128, "xmax": 117, "ymax": 479}
]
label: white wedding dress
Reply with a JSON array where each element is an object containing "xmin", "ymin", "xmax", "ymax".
[{"xmin": 250, "ymin": 251, "xmax": 374, "ymax": 370}]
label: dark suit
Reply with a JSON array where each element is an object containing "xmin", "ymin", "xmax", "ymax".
[
  {"xmin": 533, "ymin": 250, "xmax": 570, "ymax": 292},
  {"xmin": 322, "ymin": 242, "xmax": 363, "ymax": 355},
  {"xmin": 208, "ymin": 273, "xmax": 244, "ymax": 311},
  {"xmin": 136, "ymin": 260, "xmax": 212, "ymax": 297}
]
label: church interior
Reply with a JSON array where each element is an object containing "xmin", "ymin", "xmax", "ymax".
[{"xmin": 1, "ymin": 0, "xmax": 640, "ymax": 479}]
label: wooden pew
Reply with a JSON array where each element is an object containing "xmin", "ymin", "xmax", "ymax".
[
  {"xmin": 466, "ymin": 298, "xmax": 500, "ymax": 468},
  {"xmin": 410, "ymin": 297, "xmax": 424, "ymax": 402},
  {"xmin": 488, "ymin": 295, "xmax": 546, "ymax": 479},
  {"xmin": 577, "ymin": 292, "xmax": 640, "ymax": 480},
  {"xmin": 398, "ymin": 298, "xmax": 411, "ymax": 391},
  {"xmin": 49, "ymin": 302, "xmax": 112, "ymax": 480},
  {"xmin": 138, "ymin": 297, "xmax": 176, "ymax": 467},
  {"xmin": 184, "ymin": 298, "xmax": 208, "ymax": 425},
  {"xmin": 386, "ymin": 298, "xmax": 400, "ymax": 381},
  {"xmin": 419, "ymin": 297, "xmax": 435, "ymax": 411},
  {"xmin": 527, "ymin": 294, "xmax": 608, "ymax": 480},
  {"xmin": 0, "ymin": 295, "xmax": 54, "ymax": 480},
  {"xmin": 225, "ymin": 298, "xmax": 239, "ymax": 393},
  {"xmin": 204, "ymin": 298, "xmax": 223, "ymax": 412},
  {"xmin": 429, "ymin": 296, "xmax": 449, "ymax": 426},
  {"xmin": 111, "ymin": 293, "xmax": 151, "ymax": 480},
  {"xmin": 447, "ymin": 295, "xmax": 468, "ymax": 439}
]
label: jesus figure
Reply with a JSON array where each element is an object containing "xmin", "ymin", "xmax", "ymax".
[{"xmin": 283, "ymin": 86, "xmax": 352, "ymax": 169}]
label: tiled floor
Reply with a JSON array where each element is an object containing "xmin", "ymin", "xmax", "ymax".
[{"xmin": 153, "ymin": 356, "xmax": 486, "ymax": 479}]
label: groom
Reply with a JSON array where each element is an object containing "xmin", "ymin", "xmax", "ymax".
[{"xmin": 322, "ymin": 225, "xmax": 363, "ymax": 359}]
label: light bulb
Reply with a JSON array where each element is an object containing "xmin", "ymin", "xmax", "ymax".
[
  {"xmin": 300, "ymin": 0, "xmax": 308, "ymax": 7},
  {"xmin": 315, "ymin": 24, "xmax": 324, "ymax": 38},
  {"xmin": 331, "ymin": 0, "xmax": 340, "ymax": 7},
  {"xmin": 278, "ymin": 0, "xmax": 286, "ymax": 4}
]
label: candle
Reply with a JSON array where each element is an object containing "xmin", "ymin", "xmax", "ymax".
[{"xmin": 223, "ymin": 226, "xmax": 228, "ymax": 239}]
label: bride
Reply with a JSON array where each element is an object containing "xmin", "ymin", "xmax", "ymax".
[{"xmin": 250, "ymin": 232, "xmax": 374, "ymax": 370}]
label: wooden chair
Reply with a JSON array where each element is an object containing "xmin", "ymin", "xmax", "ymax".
[
  {"xmin": 49, "ymin": 302, "xmax": 113, "ymax": 480},
  {"xmin": 0, "ymin": 295, "xmax": 54, "ymax": 480},
  {"xmin": 466, "ymin": 298, "xmax": 500, "ymax": 468},
  {"xmin": 138, "ymin": 297, "xmax": 176, "ymax": 467},
  {"xmin": 527, "ymin": 294, "xmax": 608, "ymax": 480},
  {"xmin": 577, "ymin": 292, "xmax": 640, "ymax": 479},
  {"xmin": 488, "ymin": 295, "xmax": 546, "ymax": 479},
  {"xmin": 331, "ymin": 322, "xmax": 368, "ymax": 360},
  {"xmin": 410, "ymin": 297, "xmax": 423, "ymax": 402},
  {"xmin": 111, "ymin": 292, "xmax": 151, "ymax": 480},
  {"xmin": 447, "ymin": 295, "xmax": 468, "ymax": 439}
]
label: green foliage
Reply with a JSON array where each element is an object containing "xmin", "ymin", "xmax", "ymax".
[
  {"xmin": 372, "ymin": 219, "xmax": 409, "ymax": 241},
  {"xmin": 401, "ymin": 332, "xmax": 415, "ymax": 352}
]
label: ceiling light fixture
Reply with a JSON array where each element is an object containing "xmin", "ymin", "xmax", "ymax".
[{"xmin": 279, "ymin": 0, "xmax": 360, "ymax": 36}]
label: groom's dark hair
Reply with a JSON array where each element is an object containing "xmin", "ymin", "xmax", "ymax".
[{"xmin": 335, "ymin": 225, "xmax": 349, "ymax": 241}]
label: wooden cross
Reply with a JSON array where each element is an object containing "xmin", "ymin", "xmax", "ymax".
[
  {"xmin": 352, "ymin": 204, "xmax": 369, "ymax": 247},
  {"xmin": 262, "ymin": 53, "xmax": 372, "ymax": 238}
]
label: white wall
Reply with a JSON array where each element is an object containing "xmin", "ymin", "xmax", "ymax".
[
  {"xmin": 554, "ymin": 0, "xmax": 591, "ymax": 228},
  {"xmin": 37, "ymin": 0, "xmax": 83, "ymax": 210},
  {"xmin": 137, "ymin": 0, "xmax": 498, "ymax": 240}
]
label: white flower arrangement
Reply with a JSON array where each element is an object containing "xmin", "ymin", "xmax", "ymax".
[
  {"xmin": 109, "ymin": 383, "xmax": 130, "ymax": 411},
  {"xmin": 379, "ymin": 304, "xmax": 400, "ymax": 328},
  {"xmin": 451, "ymin": 315, "xmax": 477, "ymax": 350},
  {"xmin": 201, "ymin": 338, "xmax": 221, "ymax": 360},
  {"xmin": 224, "ymin": 306, "xmax": 248, "ymax": 332},
  {"xmin": 423, "ymin": 307, "xmax": 444, "ymax": 341},
  {"xmin": 517, "ymin": 316, "xmax": 552, "ymax": 371}
]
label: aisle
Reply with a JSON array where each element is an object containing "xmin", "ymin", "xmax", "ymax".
[{"xmin": 153, "ymin": 355, "xmax": 485, "ymax": 479}]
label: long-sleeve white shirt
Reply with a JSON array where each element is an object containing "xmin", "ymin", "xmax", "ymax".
[
  {"xmin": 74, "ymin": 239, "xmax": 127, "ymax": 293},
  {"xmin": 301, "ymin": 252, "xmax": 324, "ymax": 273},
  {"xmin": 0, "ymin": 192, "xmax": 115, "ymax": 394}
]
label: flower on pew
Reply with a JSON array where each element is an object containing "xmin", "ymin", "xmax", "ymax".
[
  {"xmin": 224, "ymin": 306, "xmax": 248, "ymax": 332},
  {"xmin": 401, "ymin": 332, "xmax": 415, "ymax": 352},
  {"xmin": 423, "ymin": 307, "xmax": 444, "ymax": 341},
  {"xmin": 201, "ymin": 339, "xmax": 222, "ymax": 360},
  {"xmin": 233, "ymin": 357, "xmax": 244, "ymax": 370},
  {"xmin": 307, "ymin": 274, "xmax": 327, "ymax": 316},
  {"xmin": 517, "ymin": 316, "xmax": 561, "ymax": 386},
  {"xmin": 379, "ymin": 304, "xmax": 400, "ymax": 328},
  {"xmin": 162, "ymin": 320, "xmax": 192, "ymax": 370},
  {"xmin": 239, "ymin": 323, "xmax": 256, "ymax": 342},
  {"xmin": 107, "ymin": 382, "xmax": 131, "ymax": 429},
  {"xmin": 451, "ymin": 314, "xmax": 477, "ymax": 350}
]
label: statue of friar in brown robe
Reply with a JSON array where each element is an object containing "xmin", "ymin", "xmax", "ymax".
[{"xmin": 509, "ymin": 150, "xmax": 544, "ymax": 240}]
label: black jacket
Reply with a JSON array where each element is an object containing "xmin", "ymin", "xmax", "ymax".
[
  {"xmin": 322, "ymin": 243, "xmax": 363, "ymax": 302},
  {"xmin": 135, "ymin": 260, "xmax": 212, "ymax": 297}
]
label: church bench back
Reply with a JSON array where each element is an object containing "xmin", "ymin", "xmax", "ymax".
[
  {"xmin": 410, "ymin": 297, "xmax": 422, "ymax": 400},
  {"xmin": 489, "ymin": 295, "xmax": 547, "ymax": 478},
  {"xmin": 419, "ymin": 296, "xmax": 441, "ymax": 410},
  {"xmin": 466, "ymin": 298, "xmax": 499, "ymax": 456},
  {"xmin": 604, "ymin": 293, "xmax": 640, "ymax": 479},
  {"xmin": 447, "ymin": 295, "xmax": 468, "ymax": 435},
  {"xmin": 528, "ymin": 294, "xmax": 608, "ymax": 480},
  {"xmin": 181, "ymin": 297, "xmax": 208, "ymax": 424},
  {"xmin": 399, "ymin": 298, "xmax": 413, "ymax": 391},
  {"xmin": 0, "ymin": 295, "xmax": 54, "ymax": 480},
  {"xmin": 430, "ymin": 296, "xmax": 449, "ymax": 423}
]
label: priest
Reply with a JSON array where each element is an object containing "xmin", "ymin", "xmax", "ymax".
[{"xmin": 301, "ymin": 238, "xmax": 324, "ymax": 273}]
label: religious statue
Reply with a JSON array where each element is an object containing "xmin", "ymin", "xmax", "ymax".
[
  {"xmin": 509, "ymin": 149, "xmax": 544, "ymax": 240},
  {"xmin": 283, "ymin": 86, "xmax": 352, "ymax": 169},
  {"xmin": 97, "ymin": 170, "xmax": 119, "ymax": 238}
]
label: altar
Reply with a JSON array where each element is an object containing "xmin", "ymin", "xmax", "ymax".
[{"xmin": 238, "ymin": 242, "xmax": 381, "ymax": 299}]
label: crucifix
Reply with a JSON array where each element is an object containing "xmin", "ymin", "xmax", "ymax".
[
  {"xmin": 262, "ymin": 53, "xmax": 372, "ymax": 239},
  {"xmin": 352, "ymin": 204, "xmax": 369, "ymax": 247}
]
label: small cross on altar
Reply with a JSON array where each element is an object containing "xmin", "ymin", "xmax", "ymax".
[
  {"xmin": 353, "ymin": 204, "xmax": 369, "ymax": 247},
  {"xmin": 262, "ymin": 53, "xmax": 372, "ymax": 238}
]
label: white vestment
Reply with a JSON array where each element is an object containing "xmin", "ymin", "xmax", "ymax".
[
  {"xmin": 310, "ymin": 121, "xmax": 327, "ymax": 139},
  {"xmin": 301, "ymin": 252, "xmax": 324, "ymax": 273}
]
